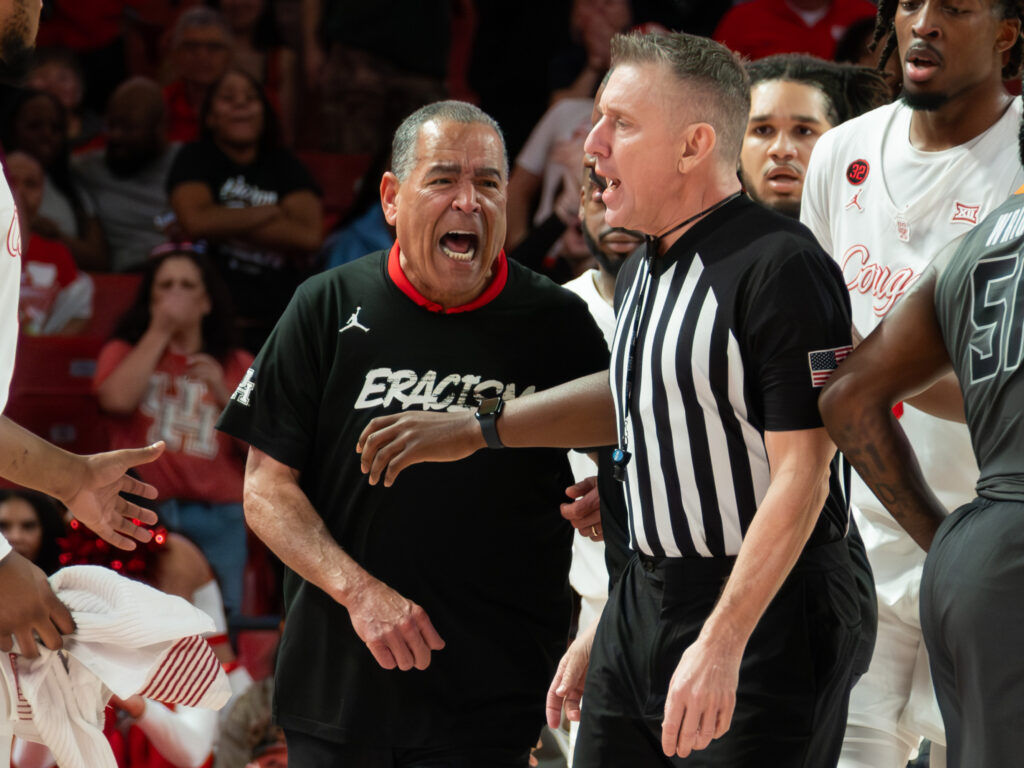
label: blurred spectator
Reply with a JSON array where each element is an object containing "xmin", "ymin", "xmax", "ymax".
[
  {"xmin": 7, "ymin": 150, "xmax": 93, "ymax": 334},
  {"xmin": 1, "ymin": 88, "xmax": 109, "ymax": 270},
  {"xmin": 215, "ymin": 673, "xmax": 283, "ymax": 768},
  {"xmin": 26, "ymin": 47, "xmax": 103, "ymax": 153},
  {"xmin": 713, "ymin": 0, "xmax": 877, "ymax": 61},
  {"xmin": 298, "ymin": 0, "xmax": 448, "ymax": 155},
  {"xmin": 36, "ymin": 0, "xmax": 128, "ymax": 114},
  {"xmin": 214, "ymin": 0, "xmax": 297, "ymax": 147},
  {"xmin": 163, "ymin": 6, "xmax": 233, "ymax": 144},
  {"xmin": 94, "ymin": 244, "xmax": 254, "ymax": 618},
  {"xmin": 0, "ymin": 489, "xmax": 66, "ymax": 576},
  {"xmin": 550, "ymin": 0, "xmax": 632, "ymax": 103},
  {"xmin": 168, "ymin": 69, "xmax": 322, "ymax": 352},
  {"xmin": 74, "ymin": 77, "xmax": 182, "ymax": 273},
  {"xmin": 834, "ymin": 16, "xmax": 903, "ymax": 99},
  {"xmin": 506, "ymin": 99, "xmax": 593, "ymax": 250}
]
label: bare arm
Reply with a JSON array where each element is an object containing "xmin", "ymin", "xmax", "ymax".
[
  {"xmin": 357, "ymin": 369, "xmax": 617, "ymax": 486},
  {"xmin": 95, "ymin": 329, "xmax": 172, "ymax": 414},
  {"xmin": 820, "ymin": 269, "xmax": 950, "ymax": 551},
  {"xmin": 244, "ymin": 447, "xmax": 445, "ymax": 669},
  {"xmin": 661, "ymin": 427, "xmax": 835, "ymax": 758},
  {"xmin": 0, "ymin": 416, "xmax": 165, "ymax": 547},
  {"xmin": 171, "ymin": 183, "xmax": 283, "ymax": 241},
  {"xmin": 247, "ymin": 189, "xmax": 323, "ymax": 252}
]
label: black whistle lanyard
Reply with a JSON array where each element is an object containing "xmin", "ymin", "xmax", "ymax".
[{"xmin": 611, "ymin": 192, "xmax": 741, "ymax": 483}]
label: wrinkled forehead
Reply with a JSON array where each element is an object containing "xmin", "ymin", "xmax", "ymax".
[{"xmin": 413, "ymin": 120, "xmax": 507, "ymax": 178}]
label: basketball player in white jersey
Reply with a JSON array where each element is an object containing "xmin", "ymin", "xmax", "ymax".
[
  {"xmin": 800, "ymin": 2, "xmax": 1024, "ymax": 766},
  {"xmin": 0, "ymin": 3, "xmax": 166, "ymax": 761}
]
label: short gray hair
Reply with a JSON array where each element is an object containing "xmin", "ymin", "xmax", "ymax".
[
  {"xmin": 172, "ymin": 6, "xmax": 231, "ymax": 49},
  {"xmin": 390, "ymin": 100, "xmax": 508, "ymax": 181},
  {"xmin": 611, "ymin": 32, "xmax": 750, "ymax": 164}
]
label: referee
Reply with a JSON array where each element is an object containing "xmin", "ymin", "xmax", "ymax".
[{"xmin": 359, "ymin": 31, "xmax": 861, "ymax": 767}]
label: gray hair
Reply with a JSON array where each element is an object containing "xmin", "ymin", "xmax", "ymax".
[
  {"xmin": 611, "ymin": 31, "xmax": 751, "ymax": 164},
  {"xmin": 391, "ymin": 100, "xmax": 509, "ymax": 181},
  {"xmin": 172, "ymin": 6, "xmax": 232, "ymax": 49}
]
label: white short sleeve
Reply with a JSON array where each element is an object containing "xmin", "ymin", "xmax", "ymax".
[{"xmin": 0, "ymin": 177, "xmax": 22, "ymax": 416}]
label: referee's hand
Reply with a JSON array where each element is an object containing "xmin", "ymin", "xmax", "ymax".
[{"xmin": 661, "ymin": 635, "xmax": 740, "ymax": 757}]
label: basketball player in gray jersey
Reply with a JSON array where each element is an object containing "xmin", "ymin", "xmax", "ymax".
[{"xmin": 820, "ymin": 167, "xmax": 1024, "ymax": 767}]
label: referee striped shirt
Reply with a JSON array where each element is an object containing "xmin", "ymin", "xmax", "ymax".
[{"xmin": 610, "ymin": 197, "xmax": 852, "ymax": 558}]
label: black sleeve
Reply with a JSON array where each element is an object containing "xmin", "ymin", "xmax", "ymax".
[
  {"xmin": 216, "ymin": 280, "xmax": 327, "ymax": 470},
  {"xmin": 165, "ymin": 142, "xmax": 209, "ymax": 194},
  {"xmin": 739, "ymin": 246, "xmax": 852, "ymax": 431},
  {"xmin": 507, "ymin": 213, "xmax": 567, "ymax": 275}
]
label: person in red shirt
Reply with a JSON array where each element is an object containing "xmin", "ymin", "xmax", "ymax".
[
  {"xmin": 7, "ymin": 150, "xmax": 93, "ymax": 335},
  {"xmin": 713, "ymin": 0, "xmax": 877, "ymax": 61},
  {"xmin": 162, "ymin": 7, "xmax": 233, "ymax": 143},
  {"xmin": 94, "ymin": 242, "xmax": 253, "ymax": 617}
]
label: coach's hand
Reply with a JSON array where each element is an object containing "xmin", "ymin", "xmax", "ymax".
[
  {"xmin": 661, "ymin": 633, "xmax": 741, "ymax": 758},
  {"xmin": 546, "ymin": 616, "xmax": 599, "ymax": 728},
  {"xmin": 357, "ymin": 412, "xmax": 484, "ymax": 487},
  {"xmin": 561, "ymin": 475, "xmax": 603, "ymax": 541},
  {"xmin": 347, "ymin": 577, "xmax": 445, "ymax": 671}
]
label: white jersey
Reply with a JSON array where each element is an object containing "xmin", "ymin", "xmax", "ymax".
[
  {"xmin": 563, "ymin": 270, "xmax": 616, "ymax": 630},
  {"xmin": 0, "ymin": 170, "xmax": 22, "ymax": 561},
  {"xmin": 802, "ymin": 98, "xmax": 1024, "ymax": 600}
]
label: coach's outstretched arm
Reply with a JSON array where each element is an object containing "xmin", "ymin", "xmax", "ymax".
[
  {"xmin": 357, "ymin": 370, "xmax": 617, "ymax": 486},
  {"xmin": 819, "ymin": 270, "xmax": 950, "ymax": 551}
]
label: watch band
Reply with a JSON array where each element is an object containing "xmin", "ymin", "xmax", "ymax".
[{"xmin": 475, "ymin": 396, "xmax": 505, "ymax": 449}]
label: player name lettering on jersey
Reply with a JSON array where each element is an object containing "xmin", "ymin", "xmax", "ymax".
[
  {"xmin": 354, "ymin": 367, "xmax": 536, "ymax": 412},
  {"xmin": 840, "ymin": 244, "xmax": 919, "ymax": 317},
  {"xmin": 985, "ymin": 206, "xmax": 1024, "ymax": 248}
]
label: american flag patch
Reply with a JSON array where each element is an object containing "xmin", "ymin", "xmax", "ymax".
[{"xmin": 808, "ymin": 345, "xmax": 852, "ymax": 387}]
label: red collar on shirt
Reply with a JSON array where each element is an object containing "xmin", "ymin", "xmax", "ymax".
[{"xmin": 386, "ymin": 241, "xmax": 508, "ymax": 314}]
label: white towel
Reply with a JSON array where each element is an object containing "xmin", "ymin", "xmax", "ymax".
[{"xmin": 0, "ymin": 565, "xmax": 231, "ymax": 768}]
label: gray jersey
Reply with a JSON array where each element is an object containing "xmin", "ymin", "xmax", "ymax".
[{"xmin": 935, "ymin": 191, "xmax": 1024, "ymax": 502}]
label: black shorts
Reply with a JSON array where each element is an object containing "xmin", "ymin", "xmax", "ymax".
[
  {"xmin": 574, "ymin": 540, "xmax": 860, "ymax": 767},
  {"xmin": 283, "ymin": 730, "xmax": 532, "ymax": 768},
  {"xmin": 921, "ymin": 496, "xmax": 1024, "ymax": 768}
]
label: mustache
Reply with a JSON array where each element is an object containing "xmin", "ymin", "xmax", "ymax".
[
  {"xmin": 905, "ymin": 40, "xmax": 943, "ymax": 66},
  {"xmin": 763, "ymin": 161, "xmax": 804, "ymax": 178}
]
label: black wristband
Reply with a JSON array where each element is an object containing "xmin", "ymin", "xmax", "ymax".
[{"xmin": 474, "ymin": 396, "xmax": 505, "ymax": 449}]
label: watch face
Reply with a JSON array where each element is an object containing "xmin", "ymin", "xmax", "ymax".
[{"xmin": 477, "ymin": 397, "xmax": 502, "ymax": 417}]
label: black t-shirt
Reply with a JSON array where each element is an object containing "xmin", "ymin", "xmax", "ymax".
[
  {"xmin": 217, "ymin": 251, "xmax": 608, "ymax": 748},
  {"xmin": 611, "ymin": 197, "xmax": 852, "ymax": 557},
  {"xmin": 167, "ymin": 140, "xmax": 320, "ymax": 349}
]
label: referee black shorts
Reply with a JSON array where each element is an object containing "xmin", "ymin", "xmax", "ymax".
[{"xmin": 574, "ymin": 540, "xmax": 860, "ymax": 767}]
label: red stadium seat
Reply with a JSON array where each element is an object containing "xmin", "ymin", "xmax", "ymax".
[
  {"xmin": 296, "ymin": 151, "xmax": 372, "ymax": 231},
  {"xmin": 81, "ymin": 272, "xmax": 142, "ymax": 339}
]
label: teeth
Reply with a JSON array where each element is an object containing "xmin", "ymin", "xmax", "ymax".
[
  {"xmin": 607, "ymin": 180, "xmax": 620, "ymax": 191},
  {"xmin": 442, "ymin": 246, "xmax": 475, "ymax": 262}
]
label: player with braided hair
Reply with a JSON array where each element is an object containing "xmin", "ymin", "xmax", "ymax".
[
  {"xmin": 801, "ymin": 2, "xmax": 1024, "ymax": 766},
  {"xmin": 741, "ymin": 54, "xmax": 890, "ymax": 218}
]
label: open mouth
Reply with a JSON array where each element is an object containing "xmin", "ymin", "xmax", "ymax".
[
  {"xmin": 766, "ymin": 167, "xmax": 801, "ymax": 182},
  {"xmin": 906, "ymin": 44, "xmax": 941, "ymax": 81},
  {"xmin": 440, "ymin": 231, "xmax": 479, "ymax": 262}
]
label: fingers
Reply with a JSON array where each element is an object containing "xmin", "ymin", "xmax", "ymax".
[
  {"xmin": 360, "ymin": 428, "xmax": 409, "ymax": 487},
  {"xmin": 676, "ymin": 704, "xmax": 703, "ymax": 757},
  {"xmin": 414, "ymin": 612, "xmax": 446, "ymax": 652},
  {"xmin": 356, "ymin": 415, "xmax": 401, "ymax": 454},
  {"xmin": 46, "ymin": 594, "xmax": 75, "ymax": 636},
  {"xmin": 367, "ymin": 640, "xmax": 398, "ymax": 670},
  {"xmin": 661, "ymin": 690, "xmax": 684, "ymax": 757},
  {"xmin": 0, "ymin": 634, "xmax": 11, "ymax": 653},
  {"xmin": 15, "ymin": 628, "xmax": 40, "ymax": 659},
  {"xmin": 564, "ymin": 475, "xmax": 598, "ymax": 499},
  {"xmin": 545, "ymin": 655, "xmax": 571, "ymax": 728},
  {"xmin": 119, "ymin": 474, "xmax": 162, "ymax": 504}
]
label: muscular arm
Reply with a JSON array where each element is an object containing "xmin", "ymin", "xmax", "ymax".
[
  {"xmin": 820, "ymin": 270, "xmax": 950, "ymax": 551},
  {"xmin": 661, "ymin": 427, "xmax": 835, "ymax": 758},
  {"xmin": 358, "ymin": 370, "xmax": 617, "ymax": 486},
  {"xmin": 244, "ymin": 447, "xmax": 444, "ymax": 669}
]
